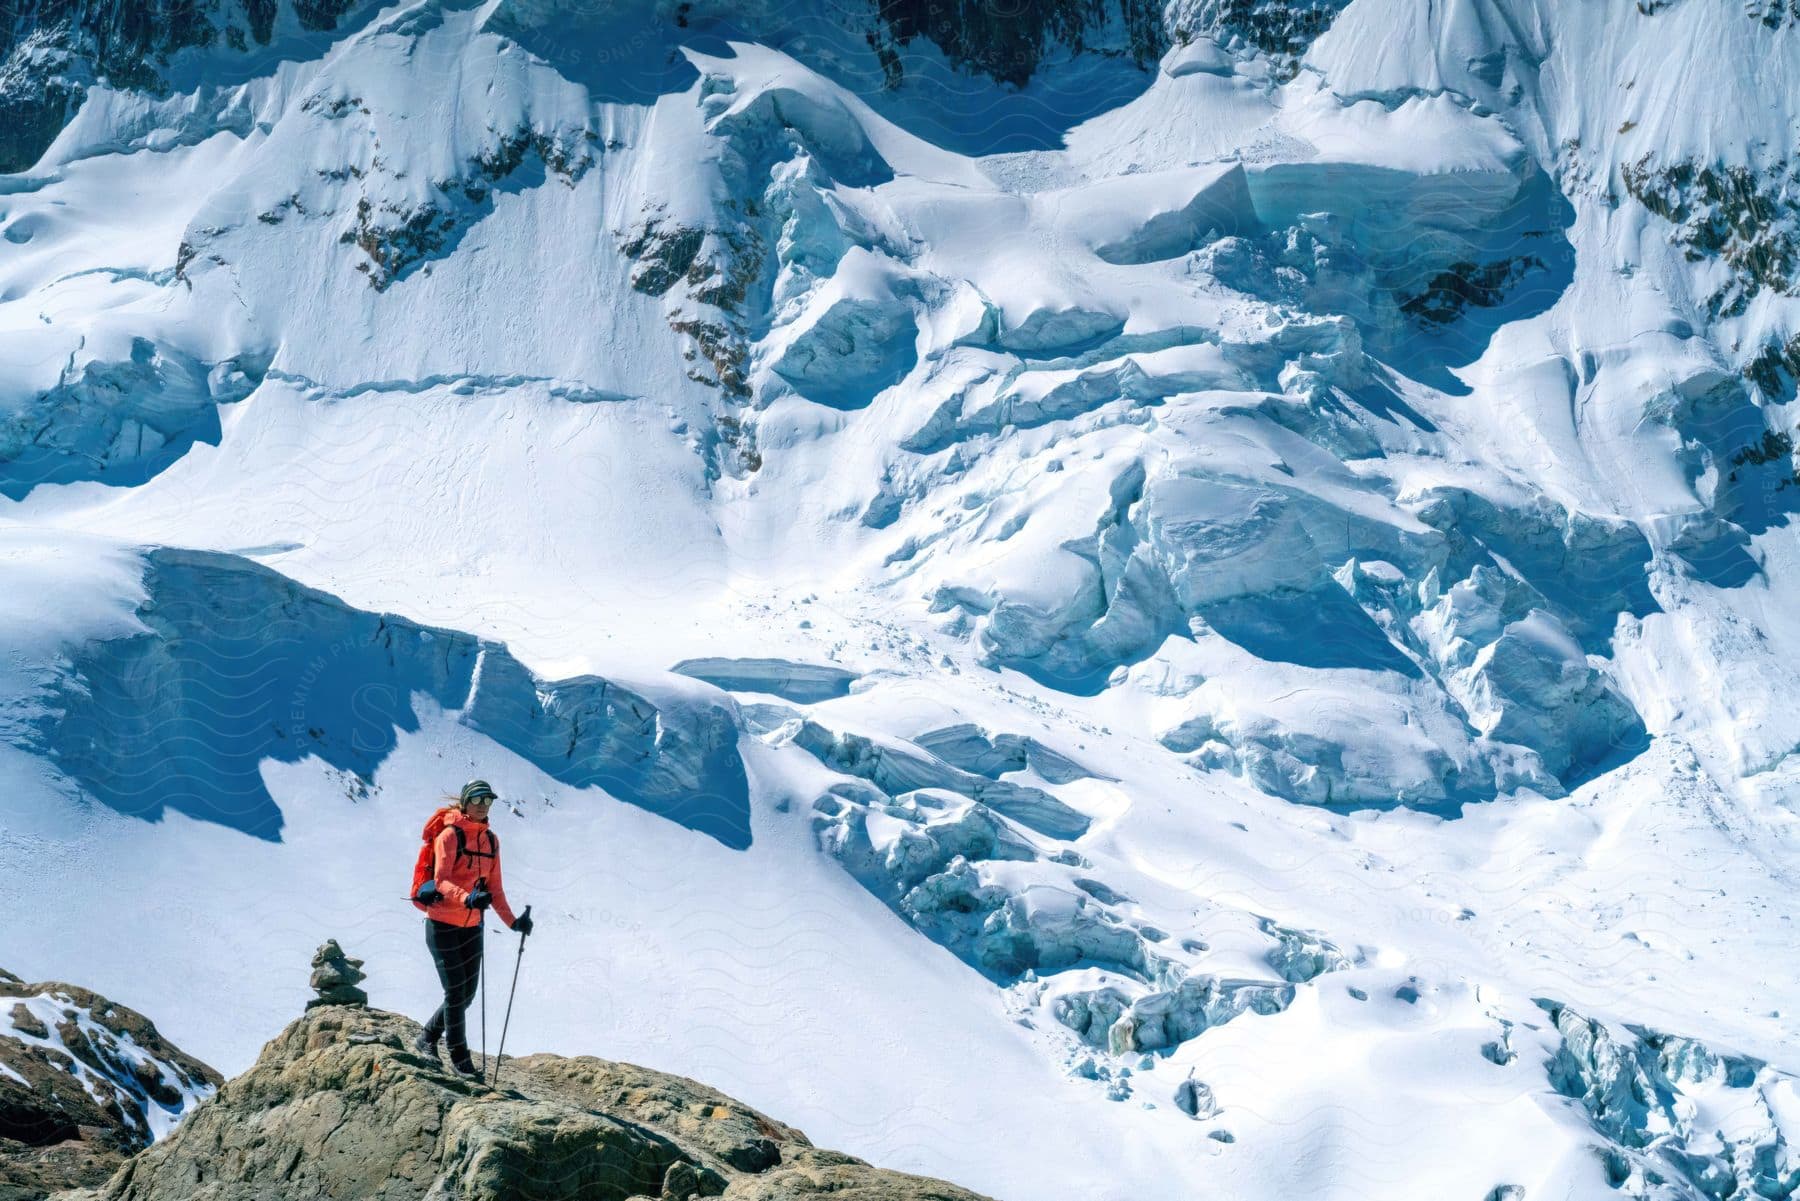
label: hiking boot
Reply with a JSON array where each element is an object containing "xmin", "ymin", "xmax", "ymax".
[
  {"xmin": 447, "ymin": 1050, "xmax": 482, "ymax": 1079},
  {"xmin": 412, "ymin": 1028, "xmax": 440, "ymax": 1059}
]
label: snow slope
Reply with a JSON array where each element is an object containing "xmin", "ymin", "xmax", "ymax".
[
  {"xmin": 0, "ymin": 969, "xmax": 217, "ymax": 1147},
  {"xmin": 2, "ymin": 1, "xmax": 1798, "ymax": 1198}
]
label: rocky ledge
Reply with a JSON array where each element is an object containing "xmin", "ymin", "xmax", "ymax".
[
  {"xmin": 51, "ymin": 1005, "xmax": 992, "ymax": 1201},
  {"xmin": 0, "ymin": 970, "xmax": 220, "ymax": 1201}
]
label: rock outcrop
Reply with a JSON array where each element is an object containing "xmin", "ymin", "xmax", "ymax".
[
  {"xmin": 52, "ymin": 1005, "xmax": 993, "ymax": 1201},
  {"xmin": 0, "ymin": 970, "xmax": 220, "ymax": 1201},
  {"xmin": 0, "ymin": 0, "xmax": 362, "ymax": 173}
]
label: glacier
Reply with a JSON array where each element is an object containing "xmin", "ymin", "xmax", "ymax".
[{"xmin": 1, "ymin": 0, "xmax": 1799, "ymax": 1198}]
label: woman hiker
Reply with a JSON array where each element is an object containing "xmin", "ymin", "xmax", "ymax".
[{"xmin": 410, "ymin": 779, "xmax": 534, "ymax": 1077}]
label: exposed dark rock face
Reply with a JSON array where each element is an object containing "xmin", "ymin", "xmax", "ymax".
[
  {"xmin": 0, "ymin": 969, "xmax": 220, "ymax": 1201},
  {"xmin": 619, "ymin": 212, "xmax": 764, "ymax": 403},
  {"xmin": 1748, "ymin": 0, "xmax": 1800, "ymax": 29},
  {"xmin": 0, "ymin": 0, "xmax": 365, "ymax": 173},
  {"xmin": 0, "ymin": 0, "xmax": 1362, "ymax": 179},
  {"xmin": 1168, "ymin": 0, "xmax": 1351, "ymax": 79},
  {"xmin": 52, "ymin": 1005, "xmax": 994, "ymax": 1201},
  {"xmin": 870, "ymin": 0, "xmax": 1166, "ymax": 88},
  {"xmin": 337, "ymin": 127, "xmax": 597, "ymax": 291},
  {"xmin": 289, "ymin": 0, "xmax": 352, "ymax": 31},
  {"xmin": 1621, "ymin": 154, "xmax": 1800, "ymax": 317},
  {"xmin": 1745, "ymin": 331, "xmax": 1800, "ymax": 405},
  {"xmin": 1398, "ymin": 256, "xmax": 1546, "ymax": 325}
]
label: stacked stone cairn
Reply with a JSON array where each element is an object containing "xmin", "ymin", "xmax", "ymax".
[{"xmin": 306, "ymin": 940, "xmax": 368, "ymax": 1010}]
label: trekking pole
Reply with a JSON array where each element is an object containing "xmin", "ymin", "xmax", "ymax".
[
  {"xmin": 489, "ymin": 906, "xmax": 531, "ymax": 1089},
  {"xmin": 477, "ymin": 879, "xmax": 488, "ymax": 1084}
]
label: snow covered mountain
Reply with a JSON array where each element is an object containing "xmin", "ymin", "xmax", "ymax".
[
  {"xmin": 1, "ymin": 0, "xmax": 1797, "ymax": 1197},
  {"xmin": 0, "ymin": 968, "xmax": 218, "ymax": 1197}
]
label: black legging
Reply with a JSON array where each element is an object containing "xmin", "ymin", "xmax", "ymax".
[{"xmin": 423, "ymin": 919, "xmax": 483, "ymax": 1057}]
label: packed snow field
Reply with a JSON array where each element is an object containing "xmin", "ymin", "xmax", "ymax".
[{"xmin": 2, "ymin": 0, "xmax": 1799, "ymax": 1197}]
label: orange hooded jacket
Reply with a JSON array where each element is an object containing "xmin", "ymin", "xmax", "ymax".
[{"xmin": 421, "ymin": 808, "xmax": 518, "ymax": 930}]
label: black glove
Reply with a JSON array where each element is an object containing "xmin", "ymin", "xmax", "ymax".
[
  {"xmin": 513, "ymin": 909, "xmax": 534, "ymax": 937},
  {"xmin": 413, "ymin": 880, "xmax": 440, "ymax": 905},
  {"xmin": 465, "ymin": 882, "xmax": 492, "ymax": 911}
]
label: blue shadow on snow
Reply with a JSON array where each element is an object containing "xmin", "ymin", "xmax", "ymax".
[{"xmin": 41, "ymin": 549, "xmax": 752, "ymax": 848}]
